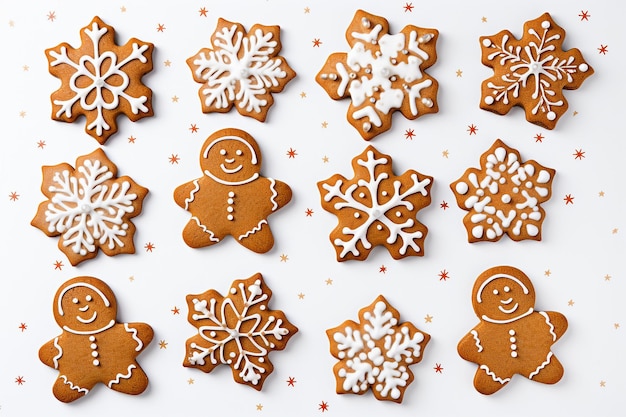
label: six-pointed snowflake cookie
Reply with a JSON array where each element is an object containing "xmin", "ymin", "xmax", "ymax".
[
  {"xmin": 187, "ymin": 18, "xmax": 296, "ymax": 122},
  {"xmin": 31, "ymin": 148, "xmax": 148, "ymax": 265},
  {"xmin": 45, "ymin": 16, "xmax": 154, "ymax": 144},
  {"xmin": 479, "ymin": 13, "xmax": 593, "ymax": 129},
  {"xmin": 316, "ymin": 9, "xmax": 439, "ymax": 140},
  {"xmin": 39, "ymin": 276, "xmax": 153, "ymax": 402},
  {"xmin": 458, "ymin": 266, "xmax": 567, "ymax": 395},
  {"xmin": 174, "ymin": 128, "xmax": 292, "ymax": 253},
  {"xmin": 327, "ymin": 295, "xmax": 430, "ymax": 403},
  {"xmin": 318, "ymin": 145, "xmax": 433, "ymax": 261},
  {"xmin": 450, "ymin": 139, "xmax": 555, "ymax": 243},
  {"xmin": 183, "ymin": 273, "xmax": 298, "ymax": 390}
]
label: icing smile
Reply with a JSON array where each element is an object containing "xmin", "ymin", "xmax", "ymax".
[
  {"xmin": 77, "ymin": 311, "xmax": 97, "ymax": 324},
  {"xmin": 220, "ymin": 163, "xmax": 243, "ymax": 174},
  {"xmin": 498, "ymin": 303, "xmax": 519, "ymax": 314}
]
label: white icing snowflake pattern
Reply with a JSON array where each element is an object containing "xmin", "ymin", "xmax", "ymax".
[
  {"xmin": 31, "ymin": 149, "xmax": 147, "ymax": 265},
  {"xmin": 450, "ymin": 139, "xmax": 555, "ymax": 242},
  {"xmin": 480, "ymin": 13, "xmax": 593, "ymax": 129},
  {"xmin": 327, "ymin": 296, "xmax": 430, "ymax": 403},
  {"xmin": 316, "ymin": 10, "xmax": 439, "ymax": 139},
  {"xmin": 184, "ymin": 274, "xmax": 298, "ymax": 390},
  {"xmin": 318, "ymin": 145, "xmax": 432, "ymax": 261},
  {"xmin": 46, "ymin": 17, "xmax": 154, "ymax": 143},
  {"xmin": 187, "ymin": 18, "xmax": 295, "ymax": 122}
]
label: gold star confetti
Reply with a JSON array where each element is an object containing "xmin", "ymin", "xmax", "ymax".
[
  {"xmin": 325, "ymin": 278, "xmax": 333, "ymax": 285},
  {"xmin": 22, "ymin": 65, "xmax": 29, "ymax": 71},
  {"xmin": 599, "ymin": 191, "xmax": 605, "ymax": 197},
  {"xmin": 171, "ymin": 95, "xmax": 179, "ymax": 103},
  {"xmin": 256, "ymin": 404, "xmax": 263, "ymax": 411},
  {"xmin": 456, "ymin": 69, "xmax": 463, "ymax": 77},
  {"xmin": 544, "ymin": 269, "xmax": 551, "ymax": 277},
  {"xmin": 304, "ymin": 7, "xmax": 310, "ymax": 13},
  {"xmin": 121, "ymin": 6, "xmax": 127, "ymax": 12},
  {"xmin": 322, "ymin": 155, "xmax": 329, "ymax": 163},
  {"xmin": 9, "ymin": 20, "xmax": 15, "ymax": 27},
  {"xmin": 300, "ymin": 91, "xmax": 307, "ymax": 98},
  {"xmin": 321, "ymin": 121, "xmax": 328, "ymax": 128},
  {"xmin": 604, "ymin": 274, "xmax": 612, "ymax": 282},
  {"xmin": 129, "ymin": 276, "xmax": 135, "ymax": 282},
  {"xmin": 159, "ymin": 340, "xmax": 168, "ymax": 349},
  {"xmin": 187, "ymin": 378, "xmax": 194, "ymax": 385},
  {"xmin": 614, "ymin": 323, "xmax": 620, "ymax": 329},
  {"xmin": 19, "ymin": 111, "xmax": 26, "ymax": 118},
  {"xmin": 297, "ymin": 293, "xmax": 305, "ymax": 299},
  {"xmin": 567, "ymin": 299, "xmax": 575, "ymax": 306},
  {"xmin": 573, "ymin": 111, "xmax": 579, "ymax": 116},
  {"xmin": 280, "ymin": 254, "xmax": 289, "ymax": 262},
  {"xmin": 442, "ymin": 149, "xmax": 449, "ymax": 158},
  {"xmin": 612, "ymin": 228, "xmax": 619, "ymax": 234},
  {"xmin": 481, "ymin": 16, "xmax": 487, "ymax": 23},
  {"xmin": 164, "ymin": 60, "xmax": 172, "ymax": 67},
  {"xmin": 424, "ymin": 314, "xmax": 433, "ymax": 323},
  {"xmin": 600, "ymin": 381, "xmax": 606, "ymax": 387}
]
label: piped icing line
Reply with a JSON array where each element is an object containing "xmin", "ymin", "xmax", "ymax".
[
  {"xmin": 470, "ymin": 330, "xmax": 483, "ymax": 352},
  {"xmin": 59, "ymin": 375, "xmax": 89, "ymax": 393},
  {"xmin": 529, "ymin": 352, "xmax": 553, "ymax": 380},
  {"xmin": 481, "ymin": 308, "xmax": 533, "ymax": 324},
  {"xmin": 238, "ymin": 220, "xmax": 268, "ymax": 241},
  {"xmin": 269, "ymin": 178, "xmax": 278, "ymax": 211},
  {"xmin": 185, "ymin": 179, "xmax": 201, "ymax": 210},
  {"xmin": 124, "ymin": 323, "xmax": 143, "ymax": 351},
  {"xmin": 52, "ymin": 337, "xmax": 63, "ymax": 369},
  {"xmin": 63, "ymin": 319, "xmax": 115, "ymax": 335},
  {"xmin": 480, "ymin": 364, "xmax": 511, "ymax": 384},
  {"xmin": 539, "ymin": 311, "xmax": 557, "ymax": 341},
  {"xmin": 108, "ymin": 364, "xmax": 137, "ymax": 388},
  {"xmin": 190, "ymin": 216, "xmax": 220, "ymax": 242}
]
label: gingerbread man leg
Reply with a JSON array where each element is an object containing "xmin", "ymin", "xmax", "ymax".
[
  {"xmin": 473, "ymin": 367, "xmax": 511, "ymax": 395},
  {"xmin": 52, "ymin": 376, "xmax": 93, "ymax": 403},
  {"xmin": 182, "ymin": 219, "xmax": 222, "ymax": 248},
  {"xmin": 236, "ymin": 222, "xmax": 274, "ymax": 253},
  {"xmin": 107, "ymin": 363, "xmax": 149, "ymax": 395},
  {"xmin": 527, "ymin": 354, "xmax": 564, "ymax": 384}
]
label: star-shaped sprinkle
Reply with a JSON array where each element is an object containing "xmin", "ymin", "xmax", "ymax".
[
  {"xmin": 47, "ymin": 11, "xmax": 56, "ymax": 21},
  {"xmin": 199, "ymin": 7, "xmax": 208, "ymax": 17},
  {"xmin": 189, "ymin": 124, "xmax": 199, "ymax": 133},
  {"xmin": 599, "ymin": 191, "xmax": 605, "ymax": 197},
  {"xmin": 534, "ymin": 133, "xmax": 544, "ymax": 143},
  {"xmin": 300, "ymin": 91, "xmax": 307, "ymax": 98},
  {"xmin": 573, "ymin": 149, "xmax": 585, "ymax": 159},
  {"xmin": 379, "ymin": 265, "xmax": 387, "ymax": 274},
  {"xmin": 604, "ymin": 274, "xmax": 611, "ymax": 282},
  {"xmin": 442, "ymin": 149, "xmax": 449, "ymax": 158},
  {"xmin": 545, "ymin": 269, "xmax": 551, "ymax": 277},
  {"xmin": 405, "ymin": 129, "xmax": 416, "ymax": 140},
  {"xmin": 169, "ymin": 154, "xmax": 180, "ymax": 164},
  {"xmin": 305, "ymin": 208, "xmax": 314, "ymax": 217},
  {"xmin": 15, "ymin": 376, "xmax": 25, "ymax": 385},
  {"xmin": 157, "ymin": 23, "xmax": 166, "ymax": 32},
  {"xmin": 434, "ymin": 363, "xmax": 444, "ymax": 373},
  {"xmin": 129, "ymin": 275, "xmax": 135, "ymax": 282},
  {"xmin": 171, "ymin": 306, "xmax": 180, "ymax": 315},
  {"xmin": 120, "ymin": 6, "xmax": 126, "ymax": 12},
  {"xmin": 304, "ymin": 7, "xmax": 310, "ymax": 14},
  {"xmin": 298, "ymin": 293, "xmax": 305, "ymax": 299},
  {"xmin": 164, "ymin": 60, "xmax": 171, "ymax": 67},
  {"xmin": 19, "ymin": 110, "xmax": 26, "ymax": 118},
  {"xmin": 579, "ymin": 10, "xmax": 590, "ymax": 21},
  {"xmin": 312, "ymin": 38, "xmax": 322, "ymax": 47},
  {"xmin": 424, "ymin": 314, "xmax": 433, "ymax": 323},
  {"xmin": 481, "ymin": 16, "xmax": 488, "ymax": 23},
  {"xmin": 159, "ymin": 340, "xmax": 168, "ymax": 349},
  {"xmin": 23, "ymin": 65, "xmax": 29, "ymax": 71},
  {"xmin": 319, "ymin": 401, "xmax": 329, "ymax": 412},
  {"xmin": 187, "ymin": 378, "xmax": 194, "ymax": 384},
  {"xmin": 467, "ymin": 124, "xmax": 478, "ymax": 135},
  {"xmin": 564, "ymin": 194, "xmax": 575, "ymax": 205},
  {"xmin": 128, "ymin": 135, "xmax": 136, "ymax": 143},
  {"xmin": 598, "ymin": 44, "xmax": 608, "ymax": 55},
  {"xmin": 321, "ymin": 121, "xmax": 328, "ymax": 128},
  {"xmin": 287, "ymin": 148, "xmax": 297, "ymax": 158},
  {"xmin": 280, "ymin": 254, "xmax": 289, "ymax": 262},
  {"xmin": 456, "ymin": 69, "xmax": 463, "ymax": 77},
  {"xmin": 325, "ymin": 278, "xmax": 333, "ymax": 285},
  {"xmin": 37, "ymin": 140, "xmax": 46, "ymax": 149},
  {"xmin": 8, "ymin": 191, "xmax": 19, "ymax": 201},
  {"xmin": 19, "ymin": 323, "xmax": 27, "ymax": 332},
  {"xmin": 612, "ymin": 228, "xmax": 619, "ymax": 234},
  {"xmin": 615, "ymin": 323, "xmax": 620, "ymax": 330},
  {"xmin": 568, "ymin": 299, "xmax": 575, "ymax": 306},
  {"xmin": 322, "ymin": 155, "xmax": 329, "ymax": 163},
  {"xmin": 172, "ymin": 95, "xmax": 179, "ymax": 102},
  {"xmin": 9, "ymin": 20, "xmax": 15, "ymax": 27},
  {"xmin": 600, "ymin": 380, "xmax": 606, "ymax": 387},
  {"xmin": 144, "ymin": 242, "xmax": 156, "ymax": 252},
  {"xmin": 438, "ymin": 269, "xmax": 450, "ymax": 281},
  {"xmin": 256, "ymin": 404, "xmax": 263, "ymax": 411},
  {"xmin": 403, "ymin": 2, "xmax": 414, "ymax": 12},
  {"xmin": 440, "ymin": 201, "xmax": 449, "ymax": 210},
  {"xmin": 53, "ymin": 260, "xmax": 64, "ymax": 270},
  {"xmin": 287, "ymin": 376, "xmax": 297, "ymax": 386}
]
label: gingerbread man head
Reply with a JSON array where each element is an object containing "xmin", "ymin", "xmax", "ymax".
[
  {"xmin": 201, "ymin": 128, "xmax": 262, "ymax": 185},
  {"xmin": 53, "ymin": 276, "xmax": 118, "ymax": 334},
  {"xmin": 471, "ymin": 266, "xmax": 536, "ymax": 324}
]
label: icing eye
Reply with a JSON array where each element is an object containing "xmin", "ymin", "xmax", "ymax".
[
  {"xmin": 236, "ymin": 149, "xmax": 243, "ymax": 156},
  {"xmin": 86, "ymin": 295, "xmax": 93, "ymax": 302},
  {"xmin": 492, "ymin": 289, "xmax": 499, "ymax": 295},
  {"xmin": 503, "ymin": 286, "xmax": 510, "ymax": 293},
  {"xmin": 220, "ymin": 149, "xmax": 226, "ymax": 156},
  {"xmin": 72, "ymin": 298, "xmax": 79, "ymax": 304}
]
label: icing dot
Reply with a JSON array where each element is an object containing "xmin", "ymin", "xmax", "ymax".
[
  {"xmin": 227, "ymin": 214, "xmax": 234, "ymax": 221},
  {"xmin": 482, "ymin": 38, "xmax": 492, "ymax": 47},
  {"xmin": 395, "ymin": 211, "xmax": 402, "ymax": 217},
  {"xmin": 493, "ymin": 289, "xmax": 499, "ymax": 295},
  {"xmin": 91, "ymin": 351, "xmax": 99, "ymax": 358},
  {"xmin": 476, "ymin": 189, "xmax": 484, "ymax": 196},
  {"xmin": 484, "ymin": 95, "xmax": 495, "ymax": 105},
  {"xmin": 89, "ymin": 336, "xmax": 96, "ymax": 342},
  {"xmin": 509, "ymin": 329, "xmax": 516, "ymax": 336},
  {"xmin": 230, "ymin": 288, "xmax": 236, "ymax": 294},
  {"xmin": 504, "ymin": 286, "xmax": 510, "ymax": 292},
  {"xmin": 486, "ymin": 218, "xmax": 493, "ymax": 224},
  {"xmin": 547, "ymin": 111, "xmax": 556, "ymax": 121},
  {"xmin": 90, "ymin": 343, "xmax": 97, "ymax": 349},
  {"xmin": 220, "ymin": 149, "xmax": 226, "ymax": 156},
  {"xmin": 93, "ymin": 359, "xmax": 100, "ymax": 366},
  {"xmin": 230, "ymin": 352, "xmax": 236, "ymax": 358},
  {"xmin": 349, "ymin": 72, "xmax": 357, "ymax": 79},
  {"xmin": 521, "ymin": 213, "xmax": 528, "ymax": 220},
  {"xmin": 525, "ymin": 181, "xmax": 533, "ymax": 188},
  {"xmin": 579, "ymin": 63, "xmax": 589, "ymax": 72},
  {"xmin": 510, "ymin": 337, "xmax": 516, "ymax": 343},
  {"xmin": 210, "ymin": 331, "xmax": 216, "ymax": 337},
  {"xmin": 501, "ymin": 194, "xmax": 511, "ymax": 204},
  {"xmin": 260, "ymin": 305, "xmax": 266, "ymax": 311},
  {"xmin": 227, "ymin": 198, "xmax": 234, "ymax": 204},
  {"xmin": 363, "ymin": 122, "xmax": 372, "ymax": 132},
  {"xmin": 499, "ymin": 164, "xmax": 506, "ymax": 172},
  {"xmin": 227, "ymin": 206, "xmax": 234, "ymax": 213},
  {"xmin": 376, "ymin": 224, "xmax": 383, "ymax": 231},
  {"xmin": 369, "ymin": 97, "xmax": 376, "ymax": 103},
  {"xmin": 421, "ymin": 97, "xmax": 433, "ymax": 107},
  {"xmin": 236, "ymin": 149, "xmax": 242, "ymax": 156},
  {"xmin": 72, "ymin": 298, "xmax": 79, "ymax": 304},
  {"xmin": 541, "ymin": 20, "xmax": 551, "ymax": 29},
  {"xmin": 228, "ymin": 191, "xmax": 235, "ymax": 197},
  {"xmin": 359, "ymin": 192, "xmax": 366, "ymax": 198},
  {"xmin": 455, "ymin": 182, "xmax": 469, "ymax": 195},
  {"xmin": 382, "ymin": 191, "xmax": 388, "ymax": 196},
  {"xmin": 511, "ymin": 351, "xmax": 518, "ymax": 358},
  {"xmin": 259, "ymin": 358, "xmax": 264, "ymax": 363},
  {"xmin": 354, "ymin": 213, "xmax": 360, "ymax": 218},
  {"xmin": 512, "ymin": 187, "xmax": 519, "ymax": 194},
  {"xmin": 499, "ymin": 177, "xmax": 506, "ymax": 184},
  {"xmin": 510, "ymin": 344, "xmax": 517, "ymax": 350}
]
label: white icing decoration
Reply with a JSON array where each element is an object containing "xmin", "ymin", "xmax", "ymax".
[
  {"xmin": 107, "ymin": 364, "xmax": 136, "ymax": 388},
  {"xmin": 48, "ymin": 20, "xmax": 150, "ymax": 136},
  {"xmin": 57, "ymin": 282, "xmax": 111, "ymax": 316},
  {"xmin": 470, "ymin": 330, "xmax": 483, "ymax": 352},
  {"xmin": 480, "ymin": 365, "xmax": 511, "ymax": 384},
  {"xmin": 59, "ymin": 375, "xmax": 89, "ymax": 394},
  {"xmin": 190, "ymin": 23, "xmax": 289, "ymax": 114},
  {"xmin": 529, "ymin": 352, "xmax": 553, "ymax": 379},
  {"xmin": 44, "ymin": 159, "xmax": 138, "ymax": 256},
  {"xmin": 238, "ymin": 219, "xmax": 268, "ymax": 241},
  {"xmin": 52, "ymin": 337, "xmax": 63, "ymax": 369},
  {"xmin": 189, "ymin": 216, "xmax": 220, "ymax": 242},
  {"xmin": 124, "ymin": 323, "xmax": 143, "ymax": 351},
  {"xmin": 321, "ymin": 149, "xmax": 430, "ymax": 259},
  {"xmin": 539, "ymin": 311, "xmax": 557, "ymax": 341},
  {"xmin": 268, "ymin": 178, "xmax": 278, "ymax": 211}
]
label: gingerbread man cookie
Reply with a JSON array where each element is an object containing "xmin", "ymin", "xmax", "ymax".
[
  {"xmin": 174, "ymin": 128, "xmax": 292, "ymax": 253},
  {"xmin": 39, "ymin": 276, "xmax": 153, "ymax": 402},
  {"xmin": 46, "ymin": 16, "xmax": 154, "ymax": 144},
  {"xmin": 458, "ymin": 266, "xmax": 567, "ymax": 395}
]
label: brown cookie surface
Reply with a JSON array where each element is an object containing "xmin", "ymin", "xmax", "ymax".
[
  {"xmin": 39, "ymin": 276, "xmax": 153, "ymax": 402},
  {"xmin": 458, "ymin": 266, "xmax": 567, "ymax": 395},
  {"xmin": 46, "ymin": 16, "xmax": 154, "ymax": 143}
]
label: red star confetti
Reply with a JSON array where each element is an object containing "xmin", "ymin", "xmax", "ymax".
[
  {"xmin": 467, "ymin": 124, "xmax": 478, "ymax": 135},
  {"xmin": 8, "ymin": 191, "xmax": 19, "ymax": 201},
  {"xmin": 438, "ymin": 269, "xmax": 450, "ymax": 281},
  {"xmin": 15, "ymin": 376, "xmax": 25, "ymax": 385},
  {"xmin": 564, "ymin": 194, "xmax": 575, "ymax": 205},
  {"xmin": 53, "ymin": 260, "xmax": 64, "ymax": 270},
  {"xmin": 312, "ymin": 38, "xmax": 322, "ymax": 47},
  {"xmin": 287, "ymin": 376, "xmax": 297, "ymax": 386},
  {"xmin": 598, "ymin": 44, "xmax": 608, "ymax": 55},
  {"xmin": 434, "ymin": 363, "xmax": 444, "ymax": 373},
  {"xmin": 171, "ymin": 306, "xmax": 180, "ymax": 315},
  {"xmin": 47, "ymin": 11, "xmax": 56, "ymax": 21},
  {"xmin": 144, "ymin": 242, "xmax": 156, "ymax": 252},
  {"xmin": 37, "ymin": 140, "xmax": 46, "ymax": 149},
  {"xmin": 440, "ymin": 201, "xmax": 449, "ymax": 210},
  {"xmin": 404, "ymin": 129, "xmax": 416, "ymax": 140},
  {"xmin": 404, "ymin": 2, "xmax": 414, "ymax": 12},
  {"xmin": 189, "ymin": 124, "xmax": 199, "ymax": 133},
  {"xmin": 534, "ymin": 133, "xmax": 544, "ymax": 143},
  {"xmin": 579, "ymin": 10, "xmax": 590, "ymax": 21},
  {"xmin": 379, "ymin": 265, "xmax": 387, "ymax": 274},
  {"xmin": 169, "ymin": 154, "xmax": 180, "ymax": 164},
  {"xmin": 157, "ymin": 23, "xmax": 166, "ymax": 32},
  {"xmin": 128, "ymin": 135, "xmax": 136, "ymax": 143},
  {"xmin": 305, "ymin": 208, "xmax": 314, "ymax": 217},
  {"xmin": 319, "ymin": 401, "xmax": 329, "ymax": 412},
  {"xmin": 199, "ymin": 7, "xmax": 208, "ymax": 17},
  {"xmin": 287, "ymin": 148, "xmax": 297, "ymax": 158},
  {"xmin": 573, "ymin": 149, "xmax": 585, "ymax": 160},
  {"xmin": 19, "ymin": 323, "xmax": 27, "ymax": 332}
]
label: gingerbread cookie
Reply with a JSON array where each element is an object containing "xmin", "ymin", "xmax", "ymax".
[
  {"xmin": 31, "ymin": 148, "xmax": 148, "ymax": 265},
  {"xmin": 479, "ymin": 13, "xmax": 593, "ymax": 129},
  {"xmin": 458, "ymin": 266, "xmax": 567, "ymax": 394},
  {"xmin": 187, "ymin": 18, "xmax": 296, "ymax": 122},
  {"xmin": 39, "ymin": 276, "xmax": 153, "ymax": 402},
  {"xmin": 450, "ymin": 139, "xmax": 555, "ymax": 242},
  {"xmin": 174, "ymin": 128, "xmax": 291, "ymax": 253},
  {"xmin": 318, "ymin": 145, "xmax": 432, "ymax": 261},
  {"xmin": 327, "ymin": 295, "xmax": 430, "ymax": 403},
  {"xmin": 183, "ymin": 273, "xmax": 298, "ymax": 390},
  {"xmin": 45, "ymin": 16, "xmax": 154, "ymax": 144},
  {"xmin": 316, "ymin": 10, "xmax": 439, "ymax": 140}
]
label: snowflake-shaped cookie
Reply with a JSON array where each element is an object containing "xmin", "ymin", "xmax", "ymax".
[
  {"xmin": 318, "ymin": 145, "xmax": 432, "ymax": 261},
  {"xmin": 184, "ymin": 273, "xmax": 298, "ymax": 390},
  {"xmin": 187, "ymin": 19, "xmax": 296, "ymax": 122},
  {"xmin": 316, "ymin": 9, "xmax": 439, "ymax": 140},
  {"xmin": 45, "ymin": 16, "xmax": 154, "ymax": 144},
  {"xmin": 479, "ymin": 13, "xmax": 593, "ymax": 129},
  {"xmin": 327, "ymin": 295, "xmax": 430, "ymax": 403},
  {"xmin": 450, "ymin": 139, "xmax": 555, "ymax": 242},
  {"xmin": 31, "ymin": 149, "xmax": 148, "ymax": 265}
]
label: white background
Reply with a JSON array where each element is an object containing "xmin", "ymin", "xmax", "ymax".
[{"xmin": 0, "ymin": 0, "xmax": 624, "ymax": 415}]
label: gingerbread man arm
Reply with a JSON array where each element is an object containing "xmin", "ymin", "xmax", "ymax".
[
  {"xmin": 124, "ymin": 322, "xmax": 154, "ymax": 352},
  {"xmin": 543, "ymin": 311, "xmax": 568, "ymax": 341},
  {"xmin": 457, "ymin": 326, "xmax": 484, "ymax": 363},
  {"xmin": 269, "ymin": 179, "xmax": 292, "ymax": 211},
  {"xmin": 39, "ymin": 337, "xmax": 62, "ymax": 369},
  {"xmin": 174, "ymin": 180, "xmax": 201, "ymax": 209}
]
